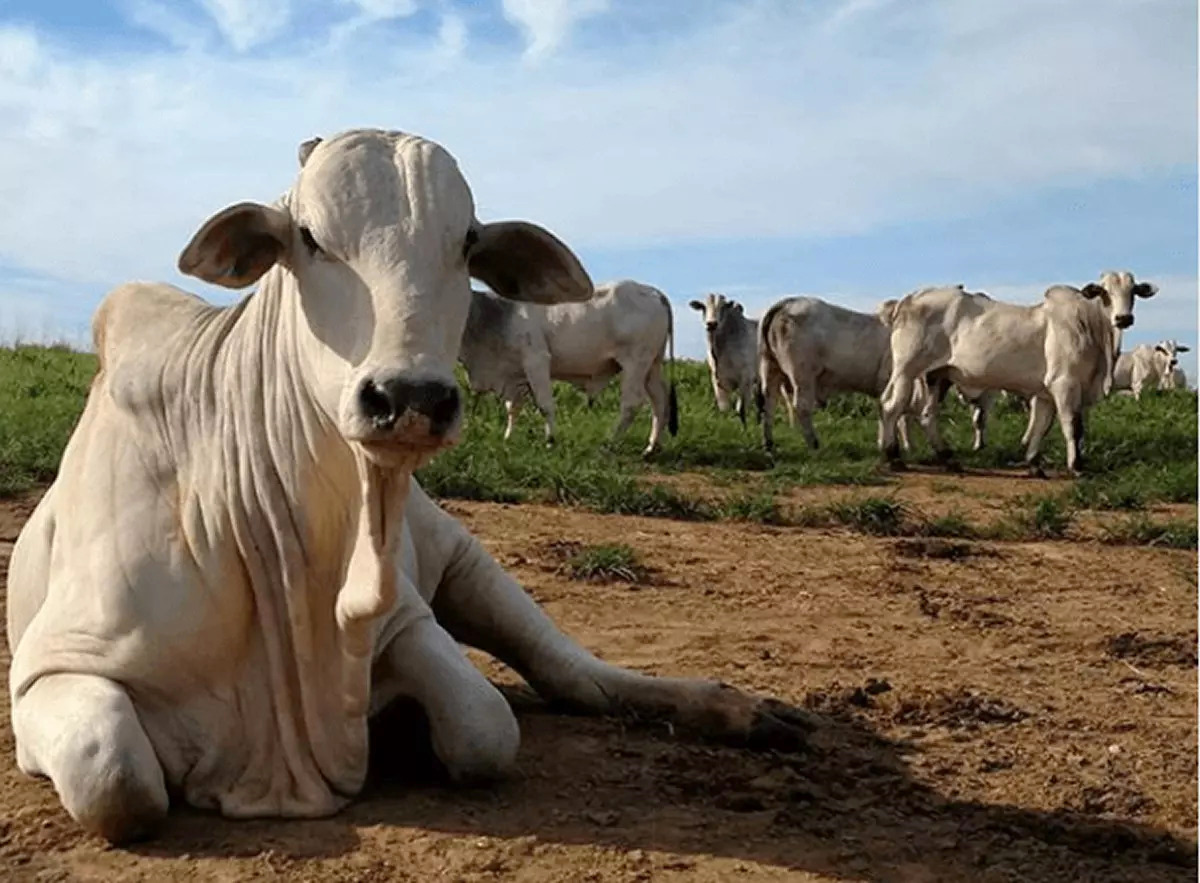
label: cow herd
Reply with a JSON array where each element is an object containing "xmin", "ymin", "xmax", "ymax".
[
  {"xmin": 465, "ymin": 270, "xmax": 1176, "ymax": 476},
  {"xmin": 2, "ymin": 127, "xmax": 1186, "ymax": 846}
]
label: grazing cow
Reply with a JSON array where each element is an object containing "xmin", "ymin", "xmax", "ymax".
[
  {"xmin": 6, "ymin": 129, "xmax": 807, "ymax": 844},
  {"xmin": 756, "ymin": 296, "xmax": 927, "ymax": 452},
  {"xmin": 458, "ymin": 280, "xmax": 678, "ymax": 454},
  {"xmin": 1112, "ymin": 340, "xmax": 1190, "ymax": 398},
  {"xmin": 879, "ymin": 271, "xmax": 1157, "ymax": 474},
  {"xmin": 689, "ymin": 293, "xmax": 759, "ymax": 425}
]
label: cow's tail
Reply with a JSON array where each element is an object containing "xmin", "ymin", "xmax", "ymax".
[
  {"xmin": 660, "ymin": 289, "xmax": 679, "ymax": 437},
  {"xmin": 755, "ymin": 299, "xmax": 788, "ymax": 422}
]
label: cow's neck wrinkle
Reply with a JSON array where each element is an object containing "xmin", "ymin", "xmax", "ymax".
[{"xmin": 196, "ymin": 268, "xmax": 393, "ymax": 800}]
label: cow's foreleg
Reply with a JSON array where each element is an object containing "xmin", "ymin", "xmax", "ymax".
[
  {"xmin": 431, "ymin": 531, "xmax": 812, "ymax": 753},
  {"xmin": 1050, "ymin": 384, "xmax": 1086, "ymax": 474},
  {"xmin": 13, "ymin": 673, "xmax": 168, "ymax": 844},
  {"xmin": 970, "ymin": 392, "xmax": 994, "ymax": 451},
  {"xmin": 378, "ymin": 608, "xmax": 520, "ymax": 784},
  {"xmin": 523, "ymin": 367, "xmax": 557, "ymax": 447}
]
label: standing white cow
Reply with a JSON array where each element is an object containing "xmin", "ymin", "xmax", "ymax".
[
  {"xmin": 689, "ymin": 292, "xmax": 760, "ymax": 426},
  {"xmin": 1112, "ymin": 340, "xmax": 1190, "ymax": 398},
  {"xmin": 458, "ymin": 280, "xmax": 678, "ymax": 454},
  {"xmin": 879, "ymin": 272, "xmax": 1157, "ymax": 474},
  {"xmin": 756, "ymin": 296, "xmax": 928, "ymax": 453},
  {"xmin": 6, "ymin": 129, "xmax": 808, "ymax": 844}
]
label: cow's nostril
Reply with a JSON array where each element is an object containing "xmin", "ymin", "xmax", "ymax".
[
  {"xmin": 358, "ymin": 379, "xmax": 397, "ymax": 429},
  {"xmin": 1114, "ymin": 314, "xmax": 1134, "ymax": 329},
  {"xmin": 706, "ymin": 323, "xmax": 717, "ymax": 332}
]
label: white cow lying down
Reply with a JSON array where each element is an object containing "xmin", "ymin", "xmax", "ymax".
[
  {"xmin": 6, "ymin": 129, "xmax": 807, "ymax": 844},
  {"xmin": 1112, "ymin": 340, "xmax": 1190, "ymax": 399},
  {"xmin": 459, "ymin": 280, "xmax": 678, "ymax": 454}
]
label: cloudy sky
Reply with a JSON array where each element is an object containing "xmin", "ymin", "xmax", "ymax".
[{"xmin": 0, "ymin": 0, "xmax": 1196, "ymax": 373}]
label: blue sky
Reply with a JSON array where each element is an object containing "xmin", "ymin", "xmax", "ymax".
[{"xmin": 0, "ymin": 0, "xmax": 1196, "ymax": 376}]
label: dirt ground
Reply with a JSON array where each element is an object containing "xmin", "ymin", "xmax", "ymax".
[{"xmin": 0, "ymin": 475, "xmax": 1196, "ymax": 882}]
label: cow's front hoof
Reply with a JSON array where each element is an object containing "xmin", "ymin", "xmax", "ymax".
[{"xmin": 743, "ymin": 699, "xmax": 819, "ymax": 753}]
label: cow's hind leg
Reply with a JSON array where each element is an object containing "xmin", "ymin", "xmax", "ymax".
[
  {"xmin": 611, "ymin": 366, "xmax": 647, "ymax": 443},
  {"xmin": 643, "ymin": 361, "xmax": 669, "ymax": 455},
  {"xmin": 13, "ymin": 673, "xmax": 168, "ymax": 844},
  {"xmin": 1022, "ymin": 394, "xmax": 1056, "ymax": 476},
  {"xmin": 431, "ymin": 525, "xmax": 812, "ymax": 753}
]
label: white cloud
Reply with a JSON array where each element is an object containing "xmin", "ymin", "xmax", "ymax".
[
  {"xmin": 0, "ymin": 0, "xmax": 1193, "ymax": 342},
  {"xmin": 501, "ymin": 0, "xmax": 608, "ymax": 60},
  {"xmin": 198, "ymin": 0, "xmax": 292, "ymax": 52}
]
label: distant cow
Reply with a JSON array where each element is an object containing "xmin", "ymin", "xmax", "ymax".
[
  {"xmin": 879, "ymin": 271, "xmax": 1157, "ymax": 474},
  {"xmin": 756, "ymin": 296, "xmax": 928, "ymax": 452},
  {"xmin": 689, "ymin": 293, "xmax": 759, "ymax": 425},
  {"xmin": 1112, "ymin": 340, "xmax": 1190, "ymax": 398},
  {"xmin": 459, "ymin": 280, "xmax": 678, "ymax": 454}
]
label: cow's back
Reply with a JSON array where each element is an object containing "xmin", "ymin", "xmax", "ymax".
[
  {"xmin": 766, "ymin": 297, "xmax": 891, "ymax": 395},
  {"xmin": 543, "ymin": 280, "xmax": 669, "ymax": 375}
]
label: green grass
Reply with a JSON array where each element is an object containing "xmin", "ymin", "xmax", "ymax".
[
  {"xmin": 560, "ymin": 543, "xmax": 650, "ymax": 583},
  {"xmin": 1101, "ymin": 515, "xmax": 1198, "ymax": 550},
  {"xmin": 1, "ymin": 346, "xmax": 1195, "ymax": 550},
  {"xmin": 0, "ymin": 345, "xmax": 97, "ymax": 496}
]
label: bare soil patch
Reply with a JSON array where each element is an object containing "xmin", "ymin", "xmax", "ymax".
[{"xmin": 0, "ymin": 483, "xmax": 1196, "ymax": 882}]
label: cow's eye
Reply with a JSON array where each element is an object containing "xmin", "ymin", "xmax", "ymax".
[
  {"xmin": 462, "ymin": 228, "xmax": 479, "ymax": 259},
  {"xmin": 300, "ymin": 226, "xmax": 323, "ymax": 255}
]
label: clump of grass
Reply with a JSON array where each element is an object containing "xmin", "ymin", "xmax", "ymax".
[
  {"xmin": 827, "ymin": 496, "xmax": 908, "ymax": 536},
  {"xmin": 917, "ymin": 511, "xmax": 978, "ymax": 539},
  {"xmin": 562, "ymin": 543, "xmax": 651, "ymax": 583},
  {"xmin": 995, "ymin": 494, "xmax": 1074, "ymax": 540},
  {"xmin": 1101, "ymin": 515, "xmax": 1198, "ymax": 550},
  {"xmin": 719, "ymin": 492, "xmax": 786, "ymax": 524}
]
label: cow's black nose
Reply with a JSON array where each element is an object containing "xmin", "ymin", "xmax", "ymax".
[
  {"xmin": 705, "ymin": 322, "xmax": 717, "ymax": 333},
  {"xmin": 358, "ymin": 377, "xmax": 461, "ymax": 434},
  {"xmin": 1114, "ymin": 314, "xmax": 1133, "ymax": 329}
]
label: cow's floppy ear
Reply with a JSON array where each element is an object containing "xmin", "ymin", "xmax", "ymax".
[
  {"xmin": 734, "ymin": 303, "xmax": 745, "ymax": 316},
  {"xmin": 689, "ymin": 300, "xmax": 705, "ymax": 311},
  {"xmin": 1133, "ymin": 282, "xmax": 1158, "ymax": 299},
  {"xmin": 178, "ymin": 202, "xmax": 293, "ymax": 289},
  {"xmin": 468, "ymin": 220, "xmax": 593, "ymax": 304},
  {"xmin": 1080, "ymin": 283, "xmax": 1106, "ymax": 299},
  {"xmin": 298, "ymin": 136, "xmax": 323, "ymax": 167},
  {"xmin": 1178, "ymin": 344, "xmax": 1191, "ymax": 353}
]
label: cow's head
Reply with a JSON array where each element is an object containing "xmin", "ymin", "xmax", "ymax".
[
  {"xmin": 176, "ymin": 129, "xmax": 592, "ymax": 466},
  {"xmin": 1080, "ymin": 271, "xmax": 1157, "ymax": 330},
  {"xmin": 689, "ymin": 292, "xmax": 744, "ymax": 336},
  {"xmin": 1154, "ymin": 339, "xmax": 1189, "ymax": 374}
]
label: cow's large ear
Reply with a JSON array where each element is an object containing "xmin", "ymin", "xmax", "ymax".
[
  {"xmin": 1080, "ymin": 283, "xmax": 1106, "ymax": 299},
  {"xmin": 734, "ymin": 303, "xmax": 745, "ymax": 316},
  {"xmin": 689, "ymin": 300, "xmax": 705, "ymax": 311},
  {"xmin": 1178, "ymin": 344, "xmax": 1190, "ymax": 353},
  {"xmin": 468, "ymin": 220, "xmax": 593, "ymax": 304},
  {"xmin": 1133, "ymin": 282, "xmax": 1158, "ymax": 299},
  {"xmin": 178, "ymin": 202, "xmax": 293, "ymax": 289}
]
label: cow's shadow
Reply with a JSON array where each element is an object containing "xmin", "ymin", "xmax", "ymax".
[{"xmin": 133, "ymin": 690, "xmax": 1198, "ymax": 882}]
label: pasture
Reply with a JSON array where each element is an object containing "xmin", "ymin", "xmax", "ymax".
[{"xmin": 1, "ymin": 342, "xmax": 1197, "ymax": 882}]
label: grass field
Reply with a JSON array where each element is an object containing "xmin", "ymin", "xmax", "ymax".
[{"xmin": 1, "ymin": 343, "xmax": 1196, "ymax": 545}]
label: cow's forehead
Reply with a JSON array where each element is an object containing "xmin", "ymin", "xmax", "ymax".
[
  {"xmin": 1100, "ymin": 270, "xmax": 1136, "ymax": 294},
  {"xmin": 290, "ymin": 128, "xmax": 475, "ymax": 254}
]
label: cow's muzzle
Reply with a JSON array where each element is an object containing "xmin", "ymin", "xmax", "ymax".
[
  {"xmin": 705, "ymin": 322, "xmax": 717, "ymax": 333},
  {"xmin": 1113, "ymin": 314, "xmax": 1134, "ymax": 329},
  {"xmin": 356, "ymin": 375, "xmax": 461, "ymax": 439}
]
